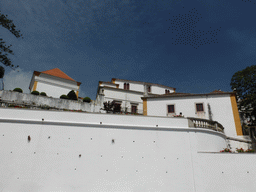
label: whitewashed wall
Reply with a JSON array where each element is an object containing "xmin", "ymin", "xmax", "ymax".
[
  {"xmin": 33, "ymin": 74, "xmax": 79, "ymax": 98},
  {"xmin": 100, "ymin": 82, "xmax": 116, "ymax": 88},
  {"xmin": 146, "ymin": 94, "xmax": 237, "ymax": 137},
  {"xmin": 0, "ymin": 90, "xmax": 100, "ymax": 113},
  {"xmin": 103, "ymin": 88, "xmax": 143, "ymax": 113},
  {"xmin": 115, "ymin": 80, "xmax": 144, "ymax": 92},
  {"xmin": 114, "ymin": 80, "xmax": 174, "ymax": 95},
  {"xmin": 151, "ymin": 86, "xmax": 174, "ymax": 94},
  {"xmin": 0, "ymin": 108, "xmax": 256, "ymax": 192},
  {"xmin": 36, "ymin": 82, "xmax": 73, "ymax": 98}
]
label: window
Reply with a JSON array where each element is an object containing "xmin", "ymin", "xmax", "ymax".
[
  {"xmin": 113, "ymin": 103, "xmax": 121, "ymax": 113},
  {"xmin": 196, "ymin": 103, "xmax": 204, "ymax": 112},
  {"xmin": 165, "ymin": 89, "xmax": 170, "ymax": 94},
  {"xmin": 167, "ymin": 105, "xmax": 175, "ymax": 113},
  {"xmin": 147, "ymin": 85, "xmax": 151, "ymax": 93},
  {"xmin": 124, "ymin": 83, "xmax": 129, "ymax": 90},
  {"xmin": 131, "ymin": 105, "xmax": 137, "ymax": 114}
]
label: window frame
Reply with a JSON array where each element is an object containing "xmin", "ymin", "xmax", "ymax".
[
  {"xmin": 131, "ymin": 105, "xmax": 137, "ymax": 114},
  {"xmin": 124, "ymin": 83, "xmax": 130, "ymax": 90},
  {"xmin": 147, "ymin": 85, "xmax": 151, "ymax": 93},
  {"xmin": 195, "ymin": 103, "xmax": 204, "ymax": 113},
  {"xmin": 167, "ymin": 104, "xmax": 175, "ymax": 116}
]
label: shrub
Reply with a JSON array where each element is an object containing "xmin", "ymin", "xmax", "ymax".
[
  {"xmin": 31, "ymin": 91, "xmax": 39, "ymax": 95},
  {"xmin": 60, "ymin": 94, "xmax": 69, "ymax": 99},
  {"xmin": 83, "ymin": 97, "xmax": 91, "ymax": 103},
  {"xmin": 67, "ymin": 90, "xmax": 77, "ymax": 100},
  {"xmin": 40, "ymin": 92, "xmax": 47, "ymax": 96},
  {"xmin": 13, "ymin": 88, "xmax": 23, "ymax": 93}
]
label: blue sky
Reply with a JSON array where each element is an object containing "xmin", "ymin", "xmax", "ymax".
[{"xmin": 1, "ymin": 0, "xmax": 256, "ymax": 99}]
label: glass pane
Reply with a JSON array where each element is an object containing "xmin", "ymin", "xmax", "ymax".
[
  {"xmin": 196, "ymin": 104, "xmax": 204, "ymax": 112},
  {"xmin": 168, "ymin": 105, "xmax": 174, "ymax": 113}
]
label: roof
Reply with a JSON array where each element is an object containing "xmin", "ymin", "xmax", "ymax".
[
  {"xmin": 112, "ymin": 78, "xmax": 175, "ymax": 90},
  {"xmin": 99, "ymin": 81, "xmax": 117, "ymax": 86},
  {"xmin": 142, "ymin": 91, "xmax": 235, "ymax": 99},
  {"xmin": 41, "ymin": 68, "xmax": 76, "ymax": 82}
]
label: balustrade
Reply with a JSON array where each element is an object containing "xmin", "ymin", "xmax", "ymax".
[{"xmin": 187, "ymin": 117, "xmax": 224, "ymax": 133}]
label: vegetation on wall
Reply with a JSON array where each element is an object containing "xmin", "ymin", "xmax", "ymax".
[
  {"xmin": 60, "ymin": 94, "xmax": 69, "ymax": 99},
  {"xmin": 103, "ymin": 100, "xmax": 120, "ymax": 113},
  {"xmin": 40, "ymin": 92, "xmax": 47, "ymax": 96},
  {"xmin": 31, "ymin": 91, "xmax": 39, "ymax": 95},
  {"xmin": 67, "ymin": 90, "xmax": 77, "ymax": 100},
  {"xmin": 83, "ymin": 97, "xmax": 91, "ymax": 103},
  {"xmin": 13, "ymin": 87, "xmax": 22, "ymax": 93}
]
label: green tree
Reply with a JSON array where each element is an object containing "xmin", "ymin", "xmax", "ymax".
[
  {"xmin": 230, "ymin": 65, "xmax": 256, "ymax": 126},
  {"xmin": 67, "ymin": 90, "xmax": 77, "ymax": 100},
  {"xmin": 0, "ymin": 65, "xmax": 4, "ymax": 89},
  {"xmin": 0, "ymin": 10, "xmax": 22, "ymax": 69}
]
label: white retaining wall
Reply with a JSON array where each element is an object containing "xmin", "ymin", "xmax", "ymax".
[
  {"xmin": 0, "ymin": 108, "xmax": 256, "ymax": 191},
  {"xmin": 0, "ymin": 90, "xmax": 101, "ymax": 112}
]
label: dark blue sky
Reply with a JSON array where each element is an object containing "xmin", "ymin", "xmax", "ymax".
[{"xmin": 1, "ymin": 0, "xmax": 256, "ymax": 99}]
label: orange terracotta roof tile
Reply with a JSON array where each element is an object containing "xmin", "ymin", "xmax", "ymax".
[{"xmin": 41, "ymin": 68, "xmax": 75, "ymax": 81}]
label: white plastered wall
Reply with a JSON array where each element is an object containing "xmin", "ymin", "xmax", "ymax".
[
  {"xmin": 1, "ymin": 108, "xmax": 256, "ymax": 192},
  {"xmin": 146, "ymin": 94, "xmax": 238, "ymax": 137},
  {"xmin": 104, "ymin": 88, "xmax": 143, "ymax": 113},
  {"xmin": 36, "ymin": 82, "xmax": 73, "ymax": 98},
  {"xmin": 115, "ymin": 80, "xmax": 144, "ymax": 92},
  {"xmin": 150, "ymin": 86, "xmax": 174, "ymax": 94},
  {"xmin": 34, "ymin": 74, "xmax": 79, "ymax": 98}
]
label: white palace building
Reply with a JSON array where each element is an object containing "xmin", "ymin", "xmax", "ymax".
[{"xmin": 0, "ymin": 72, "xmax": 255, "ymax": 191}]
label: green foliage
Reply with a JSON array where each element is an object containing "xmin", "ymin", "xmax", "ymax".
[
  {"xmin": 0, "ymin": 11, "xmax": 23, "ymax": 69},
  {"xmin": 83, "ymin": 97, "xmax": 91, "ymax": 103},
  {"xmin": 60, "ymin": 94, "xmax": 69, "ymax": 99},
  {"xmin": 0, "ymin": 66, "xmax": 4, "ymax": 78},
  {"xmin": 13, "ymin": 87, "xmax": 23, "ymax": 93},
  {"xmin": 31, "ymin": 91, "xmax": 39, "ymax": 95},
  {"xmin": 230, "ymin": 65, "xmax": 256, "ymax": 125},
  {"xmin": 67, "ymin": 90, "xmax": 77, "ymax": 100},
  {"xmin": 40, "ymin": 92, "xmax": 47, "ymax": 96},
  {"xmin": 0, "ymin": 66, "xmax": 4, "ymax": 90}
]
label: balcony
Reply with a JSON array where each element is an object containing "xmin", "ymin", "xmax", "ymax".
[{"xmin": 187, "ymin": 117, "xmax": 224, "ymax": 133}]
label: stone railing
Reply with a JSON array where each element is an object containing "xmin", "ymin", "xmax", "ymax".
[{"xmin": 187, "ymin": 117, "xmax": 224, "ymax": 133}]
